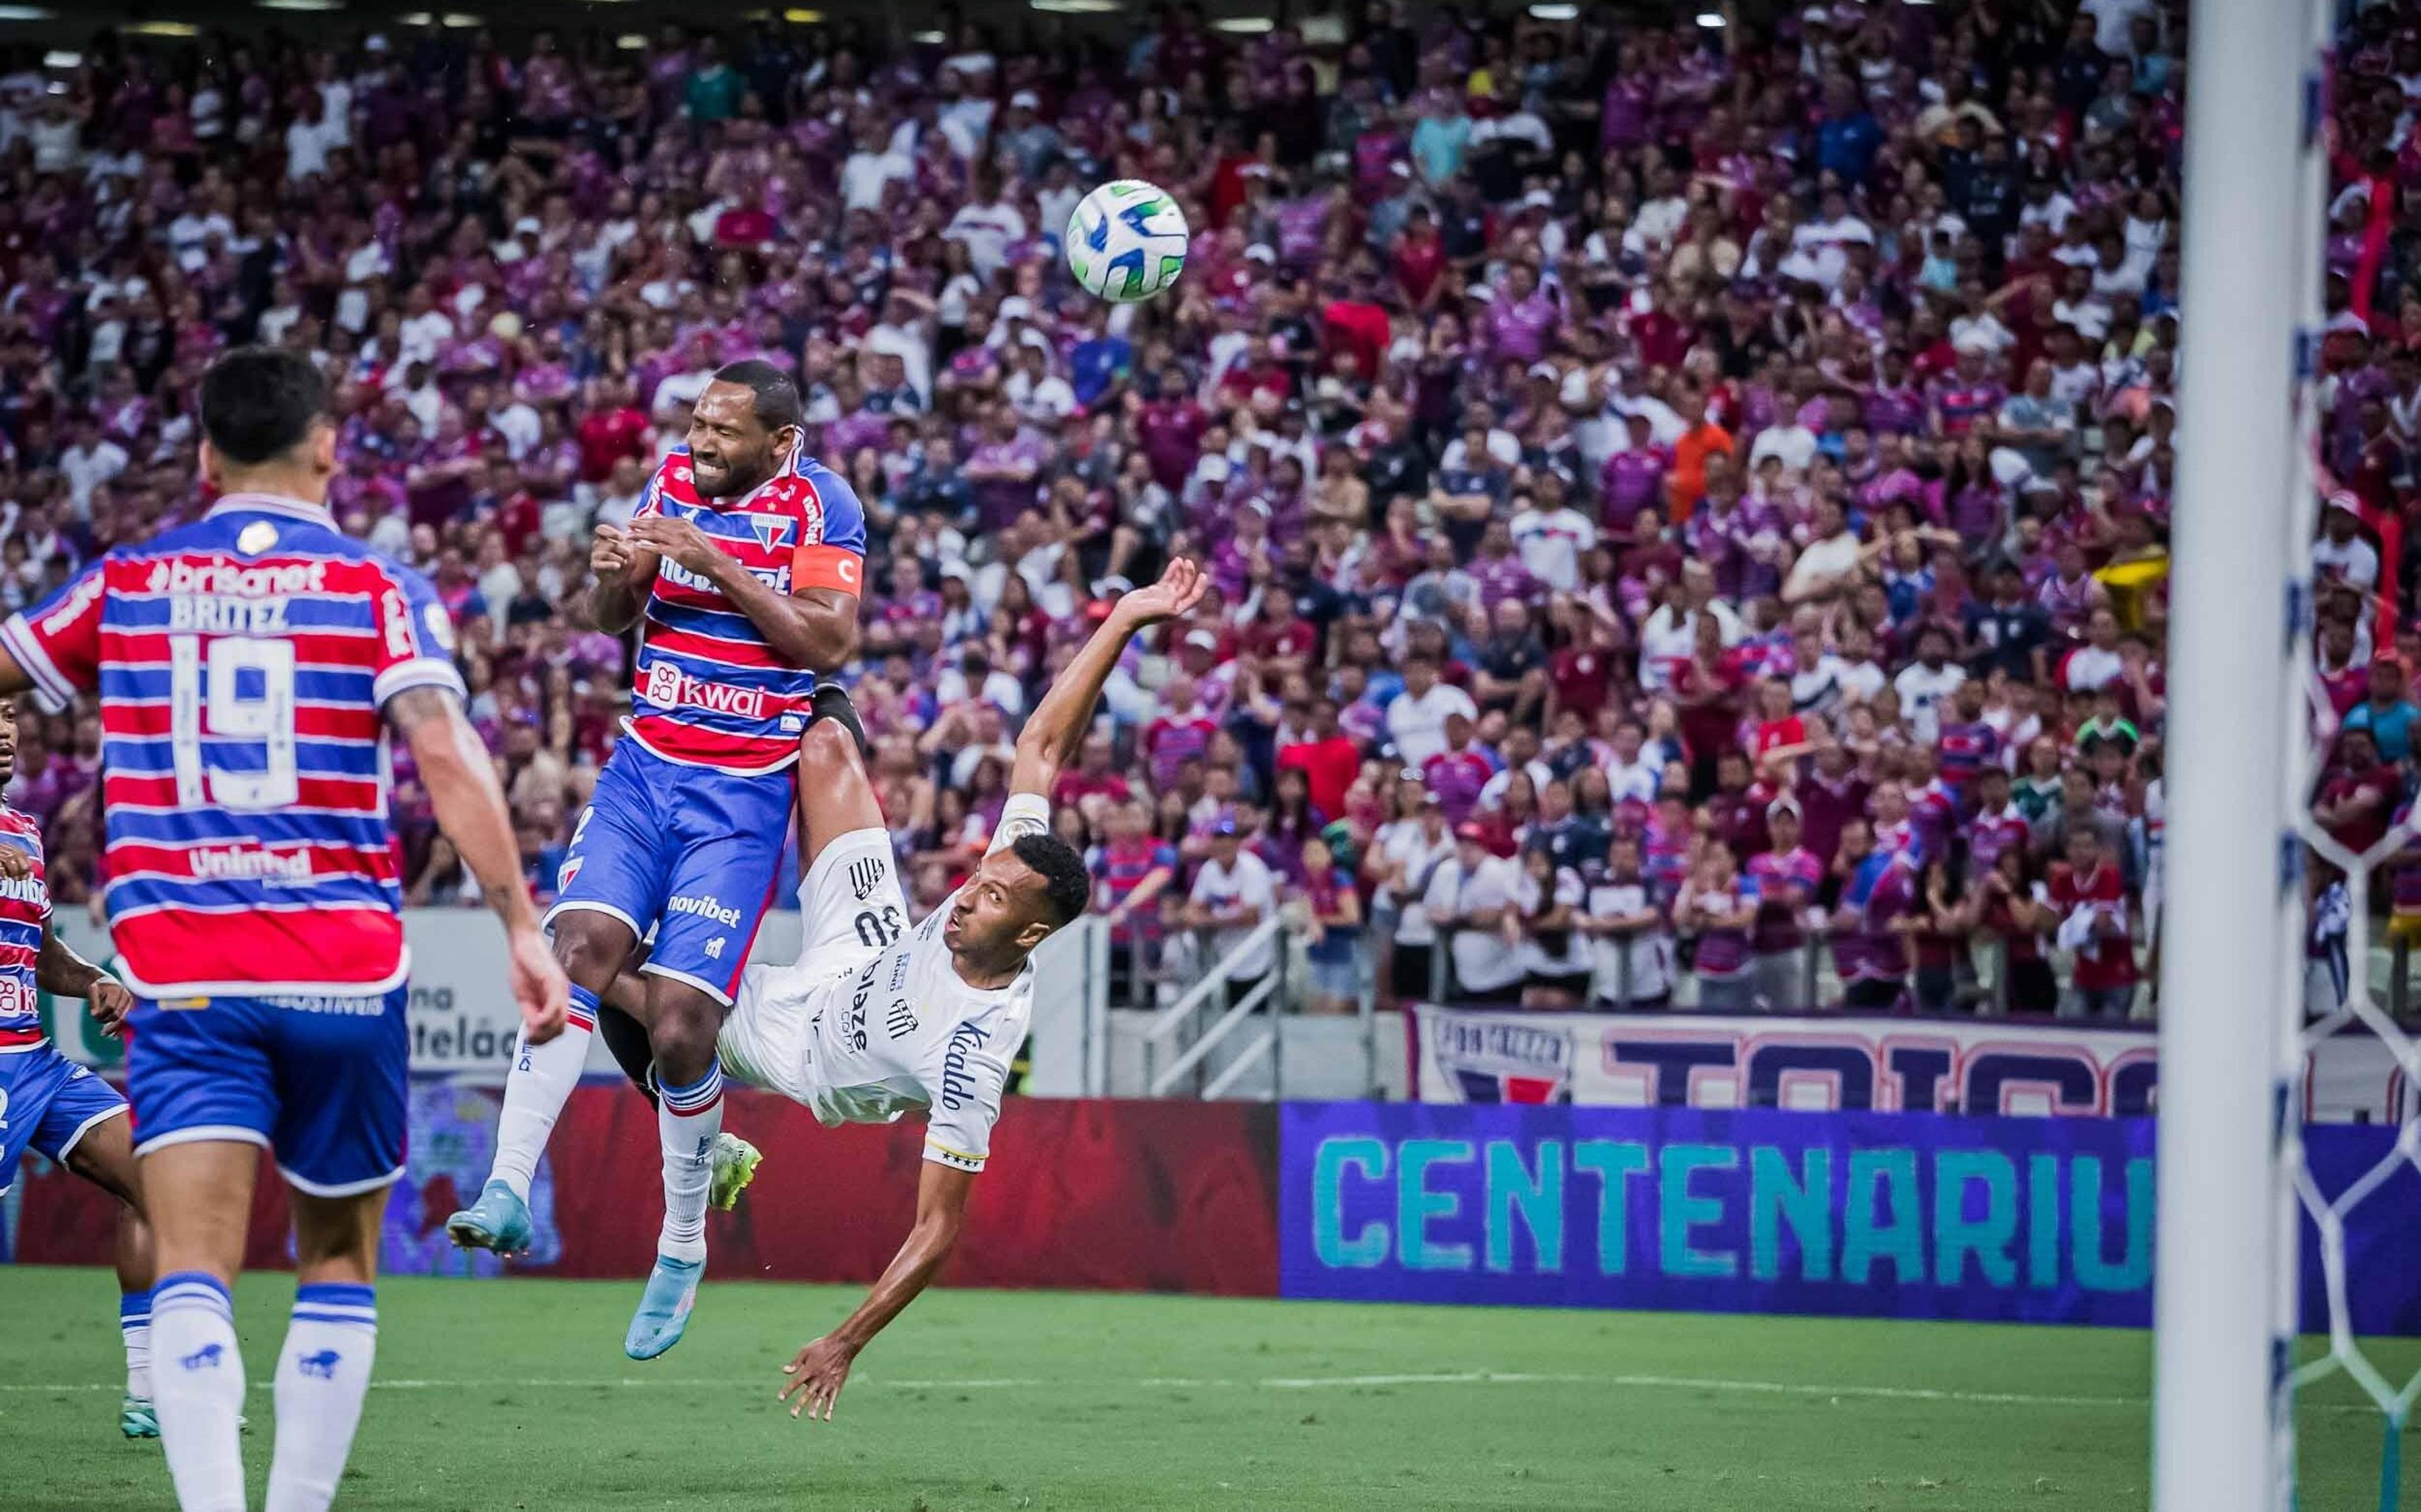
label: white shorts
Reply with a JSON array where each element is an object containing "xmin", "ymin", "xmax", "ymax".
[{"xmin": 717, "ymin": 828, "xmax": 909, "ymax": 1104}]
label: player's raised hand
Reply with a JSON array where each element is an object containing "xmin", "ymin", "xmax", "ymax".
[
  {"xmin": 780, "ymin": 1334, "xmax": 859, "ymax": 1423},
  {"xmin": 591, "ymin": 523, "xmax": 637, "ymax": 578},
  {"xmin": 627, "ymin": 514, "xmax": 727, "ymax": 576},
  {"xmin": 1116, "ymin": 557, "xmax": 1207, "ymax": 627},
  {"xmin": 86, "ymin": 978, "xmax": 132, "ymax": 1039},
  {"xmin": 508, "ymin": 924, "xmax": 570, "ymax": 1046},
  {"xmin": 0, "ymin": 845, "xmax": 30, "ymax": 882}
]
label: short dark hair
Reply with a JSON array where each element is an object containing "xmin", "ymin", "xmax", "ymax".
[
  {"xmin": 712, "ymin": 359, "xmax": 803, "ymax": 432},
  {"xmin": 200, "ymin": 347, "xmax": 330, "ymax": 465},
  {"xmin": 1011, "ymin": 833, "xmax": 1091, "ymax": 930}
]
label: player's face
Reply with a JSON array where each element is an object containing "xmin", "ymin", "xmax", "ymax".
[
  {"xmin": 943, "ymin": 851, "xmax": 1054, "ymax": 964},
  {"xmin": 0, "ymin": 700, "xmax": 16, "ymax": 786},
  {"xmin": 686, "ymin": 381, "xmax": 792, "ymax": 500}
]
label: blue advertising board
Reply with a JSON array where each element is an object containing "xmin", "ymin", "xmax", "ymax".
[{"xmin": 1280, "ymin": 1102, "xmax": 2421, "ymax": 1334}]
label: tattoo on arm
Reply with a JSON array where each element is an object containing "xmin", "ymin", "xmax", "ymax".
[{"xmin": 384, "ymin": 684, "xmax": 458, "ymax": 740}]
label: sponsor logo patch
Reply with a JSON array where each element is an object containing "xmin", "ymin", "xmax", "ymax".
[{"xmin": 666, "ymin": 893, "xmax": 743, "ymax": 928}]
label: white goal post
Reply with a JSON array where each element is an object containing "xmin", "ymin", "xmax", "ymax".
[{"xmin": 2156, "ymin": 0, "xmax": 2319, "ymax": 1503}]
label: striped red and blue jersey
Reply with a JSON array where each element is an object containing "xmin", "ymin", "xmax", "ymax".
[
  {"xmin": 0, "ymin": 807, "xmax": 50, "ymax": 1050},
  {"xmin": 628, "ymin": 446, "xmax": 867, "ymax": 775},
  {"xmin": 1934, "ymin": 720, "xmax": 2002, "ymax": 799},
  {"xmin": 0, "ymin": 494, "xmax": 464, "ymax": 998}
]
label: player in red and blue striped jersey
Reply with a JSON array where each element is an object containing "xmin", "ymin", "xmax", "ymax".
[
  {"xmin": 448, "ymin": 361, "xmax": 866, "ymax": 1363},
  {"xmin": 0, "ymin": 349, "xmax": 567, "ymax": 1512},
  {"xmin": 0, "ymin": 706, "xmax": 159, "ymax": 1440}
]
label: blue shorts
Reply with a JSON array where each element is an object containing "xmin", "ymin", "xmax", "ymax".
[
  {"xmin": 125, "ymin": 987, "xmax": 409, "ymax": 1197},
  {"xmin": 547, "ymin": 738, "xmax": 796, "ymax": 1010},
  {"xmin": 0, "ymin": 1044, "xmax": 128, "ymax": 1196}
]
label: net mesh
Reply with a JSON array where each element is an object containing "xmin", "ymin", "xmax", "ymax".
[
  {"xmin": 2290, "ymin": 686, "xmax": 2421, "ymax": 1507},
  {"xmin": 2287, "ymin": 20, "xmax": 2418, "ymax": 1496},
  {"xmin": 2275, "ymin": 14, "xmax": 2420, "ymax": 1504}
]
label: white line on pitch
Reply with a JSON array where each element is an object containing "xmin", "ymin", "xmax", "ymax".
[{"xmin": 0, "ymin": 1370, "xmax": 2401, "ymax": 1416}]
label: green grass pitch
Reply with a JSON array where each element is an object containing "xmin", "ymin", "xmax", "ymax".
[{"xmin": 6, "ymin": 1265, "xmax": 2416, "ymax": 1511}]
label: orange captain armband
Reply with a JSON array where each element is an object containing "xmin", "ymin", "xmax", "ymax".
[{"xmin": 792, "ymin": 543, "xmax": 864, "ymax": 595}]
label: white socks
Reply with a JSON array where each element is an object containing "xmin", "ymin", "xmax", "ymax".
[
  {"xmin": 656, "ymin": 1064, "xmax": 723, "ymax": 1264},
  {"xmin": 265, "ymin": 1284, "xmax": 378, "ymax": 1512},
  {"xmin": 122, "ymin": 1288, "xmax": 153, "ymax": 1400},
  {"xmin": 145, "ymin": 1274, "xmax": 383, "ymax": 1512},
  {"xmin": 151, "ymin": 1272, "xmax": 247, "ymax": 1512},
  {"xmin": 487, "ymin": 984, "xmax": 598, "ymax": 1201}
]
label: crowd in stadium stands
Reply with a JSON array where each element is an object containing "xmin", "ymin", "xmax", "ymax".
[{"xmin": 0, "ymin": 0, "xmax": 2404, "ymax": 1020}]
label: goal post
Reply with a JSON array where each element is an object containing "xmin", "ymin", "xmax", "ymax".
[{"xmin": 2156, "ymin": 0, "xmax": 2316, "ymax": 1501}]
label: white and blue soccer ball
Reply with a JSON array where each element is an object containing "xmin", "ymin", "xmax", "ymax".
[{"xmin": 1065, "ymin": 180, "xmax": 1190, "ymax": 304}]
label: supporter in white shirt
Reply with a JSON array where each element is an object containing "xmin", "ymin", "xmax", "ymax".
[
  {"xmin": 396, "ymin": 297, "xmax": 456, "ymax": 367},
  {"xmin": 840, "ymin": 134, "xmax": 914, "ymax": 212},
  {"xmin": 168, "ymin": 208, "xmax": 235, "ymax": 272},
  {"xmin": 1603, "ymin": 730, "xmax": 1662, "ymax": 807},
  {"xmin": 390, "ymin": 363, "xmax": 444, "ymax": 432},
  {"xmin": 1385, "ymin": 657, "xmax": 1480, "ymax": 768},
  {"xmin": 1891, "ymin": 624, "xmax": 1968, "ymax": 743},
  {"xmin": 1425, "ymin": 829, "xmax": 1524, "ymax": 999},
  {"xmin": 1605, "ymin": 377, "xmax": 1687, "ymax": 447},
  {"xmin": 1003, "ymin": 349, "xmax": 1077, "ymax": 425},
  {"xmin": 1374, "ymin": 800, "xmax": 1455, "ymax": 959},
  {"xmin": 1508, "ymin": 492, "xmax": 1598, "ymax": 592},
  {"xmin": 2314, "ymin": 495, "xmax": 2381, "ymax": 591},
  {"xmin": 284, "ymin": 101, "xmax": 347, "ymax": 181},
  {"xmin": 1185, "ymin": 828, "xmax": 1280, "ymax": 982},
  {"xmin": 2083, "ymin": 0, "xmax": 2157, "ymax": 59},
  {"xmin": 58, "ymin": 424, "xmax": 127, "ymax": 517},
  {"xmin": 1749, "ymin": 417, "xmax": 1820, "ymax": 473},
  {"xmin": 484, "ymin": 395, "xmax": 542, "ymax": 461},
  {"xmin": 25, "ymin": 101, "xmax": 81, "ymax": 175},
  {"xmin": 2060, "ymin": 609, "xmax": 2130, "ymax": 694},
  {"xmin": 1627, "ymin": 176, "xmax": 1689, "ymax": 253},
  {"xmin": 944, "ymin": 190, "xmax": 1026, "ymax": 279}
]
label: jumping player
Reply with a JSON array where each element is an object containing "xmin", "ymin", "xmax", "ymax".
[
  {"xmin": 593, "ymin": 559, "xmax": 1205, "ymax": 1407},
  {"xmin": 0, "ymin": 698, "xmax": 156, "ymax": 1439},
  {"xmin": 0, "ymin": 347, "xmax": 567, "ymax": 1512},
  {"xmin": 448, "ymin": 361, "xmax": 866, "ymax": 1361}
]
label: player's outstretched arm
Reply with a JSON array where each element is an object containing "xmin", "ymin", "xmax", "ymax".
[
  {"xmin": 1008, "ymin": 557, "xmax": 1206, "ymax": 799},
  {"xmin": 779, "ymin": 1160, "xmax": 977, "ymax": 1423},
  {"xmin": 388, "ymin": 686, "xmax": 569, "ymax": 1044}
]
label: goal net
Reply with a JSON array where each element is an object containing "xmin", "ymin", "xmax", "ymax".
[{"xmin": 2161, "ymin": 0, "xmax": 2417, "ymax": 1506}]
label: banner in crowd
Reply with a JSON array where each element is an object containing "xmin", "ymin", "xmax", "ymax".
[
  {"xmin": 1278, "ymin": 1101, "xmax": 2421, "ymax": 1334},
  {"xmin": 1410, "ymin": 1005, "xmax": 2413, "ymax": 1124},
  {"xmin": 11, "ymin": 1087, "xmax": 1281, "ymax": 1296}
]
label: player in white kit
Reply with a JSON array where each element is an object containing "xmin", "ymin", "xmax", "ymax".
[{"xmin": 593, "ymin": 558, "xmax": 1205, "ymax": 1416}]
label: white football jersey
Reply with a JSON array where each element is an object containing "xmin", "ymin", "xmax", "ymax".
[{"xmin": 741, "ymin": 794, "xmax": 1048, "ymax": 1172}]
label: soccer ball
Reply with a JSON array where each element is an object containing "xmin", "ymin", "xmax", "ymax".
[{"xmin": 1065, "ymin": 180, "xmax": 1190, "ymax": 304}]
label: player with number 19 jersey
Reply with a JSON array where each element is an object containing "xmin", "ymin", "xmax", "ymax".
[{"xmin": 0, "ymin": 493, "xmax": 462, "ymax": 1190}]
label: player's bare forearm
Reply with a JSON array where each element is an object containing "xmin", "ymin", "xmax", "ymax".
[
  {"xmin": 589, "ymin": 561, "xmax": 657, "ymax": 634},
  {"xmin": 837, "ymin": 1206, "xmax": 961, "ymax": 1352},
  {"xmin": 389, "ymin": 687, "xmax": 539, "ymax": 937},
  {"xmin": 0, "ymin": 645, "xmax": 30, "ymax": 698},
  {"xmin": 34, "ymin": 923, "xmax": 107, "ymax": 996},
  {"xmin": 781, "ymin": 1162, "xmax": 975, "ymax": 1421},
  {"xmin": 1011, "ymin": 558, "xmax": 1206, "ymax": 794}
]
